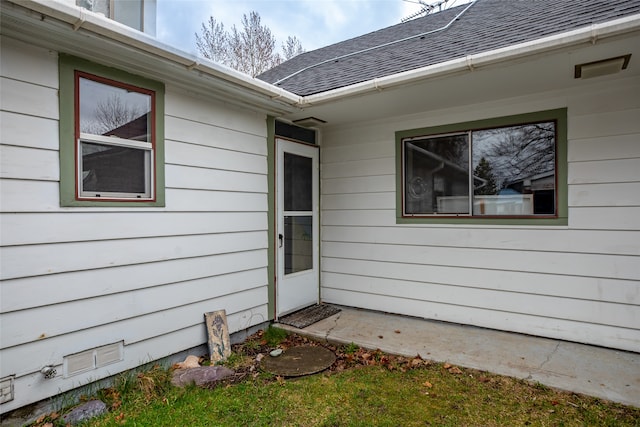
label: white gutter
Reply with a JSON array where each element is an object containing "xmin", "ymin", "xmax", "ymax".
[
  {"xmin": 5, "ymin": 0, "xmax": 640, "ymax": 112},
  {"xmin": 5, "ymin": 0, "xmax": 301, "ymax": 108},
  {"xmin": 302, "ymin": 13, "xmax": 640, "ymax": 107}
]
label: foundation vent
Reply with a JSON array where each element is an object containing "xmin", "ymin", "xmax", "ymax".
[
  {"xmin": 0, "ymin": 376, "xmax": 15, "ymax": 404},
  {"xmin": 64, "ymin": 342, "xmax": 124, "ymax": 377}
]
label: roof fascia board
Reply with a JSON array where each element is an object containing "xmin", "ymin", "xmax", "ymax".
[
  {"xmin": 4, "ymin": 0, "xmax": 301, "ymax": 112},
  {"xmin": 302, "ymin": 14, "xmax": 640, "ymax": 106},
  {"xmin": 8, "ymin": 0, "xmax": 639, "ymax": 111}
]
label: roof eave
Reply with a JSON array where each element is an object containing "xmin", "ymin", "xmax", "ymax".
[
  {"xmin": 301, "ymin": 13, "xmax": 640, "ymax": 106},
  {"xmin": 2, "ymin": 0, "xmax": 302, "ymax": 115}
]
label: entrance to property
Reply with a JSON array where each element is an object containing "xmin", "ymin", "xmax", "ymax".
[{"xmin": 276, "ymin": 138, "xmax": 319, "ymax": 317}]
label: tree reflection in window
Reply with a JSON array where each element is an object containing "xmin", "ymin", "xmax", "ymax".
[{"xmin": 403, "ymin": 121, "xmax": 556, "ymax": 216}]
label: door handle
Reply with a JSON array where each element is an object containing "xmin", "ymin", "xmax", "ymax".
[{"xmin": 278, "ymin": 234, "xmax": 283, "ymax": 248}]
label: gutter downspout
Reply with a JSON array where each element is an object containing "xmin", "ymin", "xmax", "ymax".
[
  {"xmin": 6, "ymin": 0, "xmax": 302, "ymax": 108},
  {"xmin": 302, "ymin": 13, "xmax": 640, "ymax": 107}
]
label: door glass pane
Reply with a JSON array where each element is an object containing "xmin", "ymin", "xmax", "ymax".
[
  {"xmin": 284, "ymin": 153, "xmax": 312, "ymax": 211},
  {"xmin": 284, "ymin": 216, "xmax": 313, "ymax": 274}
]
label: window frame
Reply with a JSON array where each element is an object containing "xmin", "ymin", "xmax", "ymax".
[
  {"xmin": 395, "ymin": 109, "xmax": 567, "ymax": 225},
  {"xmin": 59, "ymin": 54, "xmax": 165, "ymax": 207}
]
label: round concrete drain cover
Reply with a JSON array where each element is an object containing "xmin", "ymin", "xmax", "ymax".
[{"xmin": 261, "ymin": 346, "xmax": 336, "ymax": 377}]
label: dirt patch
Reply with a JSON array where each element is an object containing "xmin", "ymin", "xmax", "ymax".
[{"xmin": 206, "ymin": 328, "xmax": 433, "ymax": 388}]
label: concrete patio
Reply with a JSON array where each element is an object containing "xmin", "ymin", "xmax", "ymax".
[{"xmin": 276, "ymin": 306, "xmax": 640, "ymax": 407}]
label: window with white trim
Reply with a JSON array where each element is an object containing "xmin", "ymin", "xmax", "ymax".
[{"xmin": 77, "ymin": 72, "xmax": 155, "ymax": 200}]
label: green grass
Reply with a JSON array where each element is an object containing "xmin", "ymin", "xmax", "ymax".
[
  {"xmin": 84, "ymin": 365, "xmax": 638, "ymax": 427},
  {"xmin": 262, "ymin": 326, "xmax": 288, "ymax": 347},
  {"xmin": 33, "ymin": 334, "xmax": 640, "ymax": 427},
  {"xmin": 343, "ymin": 342, "xmax": 359, "ymax": 354}
]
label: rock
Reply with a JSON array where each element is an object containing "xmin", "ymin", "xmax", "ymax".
[
  {"xmin": 61, "ymin": 400, "xmax": 107, "ymax": 425},
  {"xmin": 175, "ymin": 355, "xmax": 201, "ymax": 369},
  {"xmin": 171, "ymin": 366, "xmax": 234, "ymax": 387}
]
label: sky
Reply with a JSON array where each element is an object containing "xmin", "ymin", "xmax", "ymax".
[{"xmin": 155, "ymin": 0, "xmax": 471, "ymax": 56}]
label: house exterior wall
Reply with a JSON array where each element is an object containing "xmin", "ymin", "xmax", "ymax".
[
  {"xmin": 0, "ymin": 36, "xmax": 270, "ymax": 412},
  {"xmin": 320, "ymin": 74, "xmax": 640, "ymax": 353}
]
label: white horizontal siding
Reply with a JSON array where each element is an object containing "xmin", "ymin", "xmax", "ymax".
[
  {"xmin": 323, "ymin": 192, "xmax": 394, "ymax": 210},
  {"xmin": 322, "ymin": 208, "xmax": 397, "ymax": 227},
  {"xmin": 0, "ymin": 180, "xmax": 268, "ymax": 213},
  {"xmin": 569, "ymin": 182, "xmax": 640, "ymax": 207},
  {"xmin": 569, "ymin": 158, "xmax": 640, "ymax": 184},
  {"xmin": 1, "ymin": 300, "xmax": 268, "ymax": 378},
  {"xmin": 165, "ymin": 87, "xmax": 266, "ymax": 138},
  {"xmin": 166, "ymin": 164, "xmax": 267, "ymax": 192},
  {"xmin": 321, "ymin": 226, "xmax": 640, "ymax": 256},
  {"xmin": 323, "ymin": 175, "xmax": 395, "ymax": 195},
  {"xmin": 320, "ymin": 76, "xmax": 640, "ymax": 352},
  {"xmin": 0, "ymin": 111, "xmax": 59, "ymax": 151},
  {"xmin": 0, "ymin": 38, "xmax": 272, "ymax": 414},
  {"xmin": 322, "ymin": 241, "xmax": 639, "ymax": 281},
  {"xmin": 165, "ymin": 115, "xmax": 267, "ymax": 156},
  {"xmin": 322, "ymin": 258, "xmax": 639, "ymax": 305},
  {"xmin": 569, "ymin": 206, "xmax": 640, "ymax": 230},
  {"xmin": 0, "ymin": 37, "xmax": 58, "ymax": 88},
  {"xmin": 568, "ymin": 108, "xmax": 640, "ymax": 140},
  {"xmin": 3, "ymin": 304, "xmax": 268, "ymax": 410},
  {"xmin": 1, "ymin": 211, "xmax": 266, "ymax": 246},
  {"xmin": 322, "ymin": 157, "xmax": 394, "ymax": 179},
  {"xmin": 568, "ymin": 133, "xmax": 640, "ymax": 162},
  {"xmin": 322, "ymin": 272, "xmax": 636, "ymax": 329},
  {"xmin": 1, "ymin": 231, "xmax": 267, "ymax": 280},
  {"xmin": 0, "ymin": 77, "xmax": 58, "ymax": 119},
  {"xmin": 0, "ymin": 145, "xmax": 59, "ymax": 181},
  {"xmin": 1, "ymin": 272, "xmax": 267, "ymax": 350},
  {"xmin": 165, "ymin": 139, "xmax": 266, "ymax": 174},
  {"xmin": 322, "ymin": 288, "xmax": 639, "ymax": 351},
  {"xmin": 322, "ymin": 140, "xmax": 393, "ymax": 163},
  {"xmin": 2, "ymin": 250, "xmax": 267, "ymax": 313},
  {"xmin": 165, "ymin": 188, "xmax": 267, "ymax": 212}
]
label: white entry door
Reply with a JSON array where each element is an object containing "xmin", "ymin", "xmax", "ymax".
[{"xmin": 276, "ymin": 138, "xmax": 319, "ymax": 317}]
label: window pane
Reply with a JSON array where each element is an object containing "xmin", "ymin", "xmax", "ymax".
[
  {"xmin": 284, "ymin": 152, "xmax": 312, "ymax": 211},
  {"xmin": 79, "ymin": 77, "xmax": 151, "ymax": 141},
  {"xmin": 276, "ymin": 121, "xmax": 316, "ymax": 144},
  {"xmin": 76, "ymin": 0, "xmax": 109, "ymax": 16},
  {"xmin": 81, "ymin": 141, "xmax": 148, "ymax": 195},
  {"xmin": 472, "ymin": 122, "xmax": 555, "ymax": 215},
  {"xmin": 113, "ymin": 0, "xmax": 143, "ymax": 31},
  {"xmin": 404, "ymin": 134, "xmax": 470, "ymax": 214},
  {"xmin": 284, "ymin": 216, "xmax": 313, "ymax": 274}
]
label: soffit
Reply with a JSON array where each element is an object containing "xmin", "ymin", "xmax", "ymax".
[{"xmin": 279, "ymin": 32, "xmax": 640, "ymax": 127}]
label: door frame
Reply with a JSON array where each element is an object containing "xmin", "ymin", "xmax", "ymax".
[{"xmin": 274, "ymin": 137, "xmax": 320, "ymax": 318}]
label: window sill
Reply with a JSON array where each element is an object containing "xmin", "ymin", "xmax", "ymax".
[{"xmin": 396, "ymin": 216, "xmax": 568, "ymax": 226}]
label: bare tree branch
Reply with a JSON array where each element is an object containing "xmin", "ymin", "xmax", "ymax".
[
  {"xmin": 195, "ymin": 16, "xmax": 228, "ymax": 63},
  {"xmin": 84, "ymin": 94, "xmax": 142, "ymax": 135},
  {"xmin": 282, "ymin": 36, "xmax": 305, "ymax": 60},
  {"xmin": 195, "ymin": 11, "xmax": 303, "ymax": 77}
]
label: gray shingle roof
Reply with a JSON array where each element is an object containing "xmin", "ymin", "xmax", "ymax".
[{"xmin": 257, "ymin": 0, "xmax": 640, "ymax": 96}]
